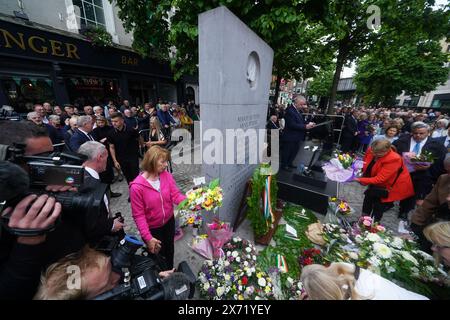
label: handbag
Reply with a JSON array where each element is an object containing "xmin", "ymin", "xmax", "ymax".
[{"xmin": 365, "ymin": 166, "xmax": 403, "ymax": 199}]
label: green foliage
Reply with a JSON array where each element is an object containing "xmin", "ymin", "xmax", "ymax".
[
  {"xmin": 355, "ymin": 39, "xmax": 449, "ymax": 106},
  {"xmin": 306, "ymin": 66, "xmax": 334, "ymax": 98},
  {"xmin": 246, "ymin": 164, "xmax": 278, "ymax": 237},
  {"xmin": 112, "ymin": 0, "xmax": 332, "ymax": 80},
  {"xmin": 81, "ymin": 26, "xmax": 113, "ymax": 47},
  {"xmin": 257, "ymin": 204, "xmax": 317, "ymax": 295}
]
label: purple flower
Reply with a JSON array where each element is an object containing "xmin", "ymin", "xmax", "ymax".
[{"xmin": 208, "ymin": 287, "xmax": 216, "ymax": 296}]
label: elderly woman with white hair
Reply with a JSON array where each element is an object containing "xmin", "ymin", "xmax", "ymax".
[{"xmin": 432, "ymin": 119, "xmax": 449, "ymax": 138}]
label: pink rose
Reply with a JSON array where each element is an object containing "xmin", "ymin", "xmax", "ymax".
[{"xmin": 363, "ymin": 220, "xmax": 371, "ymax": 227}]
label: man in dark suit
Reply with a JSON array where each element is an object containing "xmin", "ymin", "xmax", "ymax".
[
  {"xmin": 280, "ymin": 96, "xmax": 315, "ymax": 171},
  {"xmin": 69, "ymin": 115, "xmax": 95, "ymax": 152},
  {"xmin": 393, "ymin": 121, "xmax": 447, "ymax": 226},
  {"xmin": 77, "ymin": 141, "xmax": 124, "ymax": 245},
  {"xmin": 340, "ymin": 109, "xmax": 359, "ymax": 153}
]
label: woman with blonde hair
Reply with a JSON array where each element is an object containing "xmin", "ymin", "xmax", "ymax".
[
  {"xmin": 129, "ymin": 146, "xmax": 186, "ymax": 269},
  {"xmin": 424, "ymin": 221, "xmax": 450, "ymax": 269},
  {"xmin": 144, "ymin": 116, "xmax": 167, "ymax": 148},
  {"xmin": 300, "ymin": 262, "xmax": 428, "ymax": 300}
]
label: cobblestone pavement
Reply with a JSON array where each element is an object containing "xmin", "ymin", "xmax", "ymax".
[{"xmin": 109, "ymin": 148, "xmax": 412, "ymax": 298}]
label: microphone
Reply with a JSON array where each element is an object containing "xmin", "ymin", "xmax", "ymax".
[{"xmin": 0, "ymin": 161, "xmax": 29, "ymax": 202}]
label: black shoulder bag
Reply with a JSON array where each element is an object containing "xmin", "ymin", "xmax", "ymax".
[{"xmin": 365, "ymin": 166, "xmax": 403, "ymax": 199}]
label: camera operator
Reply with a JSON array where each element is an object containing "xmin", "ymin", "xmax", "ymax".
[
  {"xmin": 34, "ymin": 246, "xmax": 176, "ymax": 300},
  {"xmin": 77, "ymin": 141, "xmax": 124, "ymax": 244},
  {"xmin": 0, "ymin": 121, "xmax": 83, "ymax": 299}
]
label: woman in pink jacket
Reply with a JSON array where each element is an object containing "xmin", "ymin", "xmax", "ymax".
[{"xmin": 129, "ymin": 146, "xmax": 186, "ymax": 269}]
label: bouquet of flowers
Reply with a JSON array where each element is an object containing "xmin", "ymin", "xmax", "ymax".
[
  {"xmin": 353, "ymin": 216, "xmax": 386, "ymax": 235},
  {"xmin": 206, "ymin": 219, "xmax": 234, "ymax": 258},
  {"xmin": 402, "ymin": 151, "xmax": 435, "ymax": 172},
  {"xmin": 322, "ymin": 152, "xmax": 364, "ymax": 182},
  {"xmin": 191, "ymin": 234, "xmax": 213, "ymax": 260},
  {"xmin": 178, "ymin": 178, "xmax": 223, "ymax": 212},
  {"xmin": 298, "ymin": 248, "xmax": 323, "ymax": 267},
  {"xmin": 325, "ymin": 197, "xmax": 353, "ymax": 225},
  {"xmin": 178, "ymin": 210, "xmax": 203, "ymax": 228},
  {"xmin": 197, "ymin": 237, "xmax": 275, "ymax": 300}
]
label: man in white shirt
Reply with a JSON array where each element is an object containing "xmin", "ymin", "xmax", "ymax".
[{"xmin": 78, "ymin": 141, "xmax": 124, "ymax": 243}]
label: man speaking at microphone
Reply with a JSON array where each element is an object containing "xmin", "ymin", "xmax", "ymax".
[{"xmin": 280, "ymin": 96, "xmax": 315, "ymax": 171}]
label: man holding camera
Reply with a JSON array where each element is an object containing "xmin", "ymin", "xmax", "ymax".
[{"xmin": 0, "ymin": 121, "xmax": 82, "ymax": 299}]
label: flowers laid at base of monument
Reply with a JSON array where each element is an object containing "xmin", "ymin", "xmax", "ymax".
[{"xmin": 322, "ymin": 152, "xmax": 364, "ymax": 182}]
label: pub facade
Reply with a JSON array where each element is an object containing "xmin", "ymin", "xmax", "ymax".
[{"xmin": 0, "ymin": 17, "xmax": 192, "ymax": 113}]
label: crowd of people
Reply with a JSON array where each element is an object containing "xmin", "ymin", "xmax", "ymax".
[
  {"xmin": 0, "ymin": 98, "xmax": 198, "ymax": 300},
  {"xmin": 1, "ymin": 95, "xmax": 450, "ymax": 300}
]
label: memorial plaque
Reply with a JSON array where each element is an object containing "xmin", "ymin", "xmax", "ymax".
[{"xmin": 199, "ymin": 6, "xmax": 274, "ymax": 224}]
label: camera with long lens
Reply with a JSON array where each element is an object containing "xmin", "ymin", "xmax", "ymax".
[
  {"xmin": 93, "ymin": 235, "xmax": 196, "ymax": 300},
  {"xmin": 0, "ymin": 142, "xmax": 106, "ymax": 236}
]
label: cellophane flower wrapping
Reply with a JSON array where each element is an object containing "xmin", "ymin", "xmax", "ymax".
[
  {"xmin": 322, "ymin": 153, "xmax": 364, "ymax": 182},
  {"xmin": 191, "ymin": 234, "xmax": 214, "ymax": 260},
  {"xmin": 206, "ymin": 220, "xmax": 234, "ymax": 258}
]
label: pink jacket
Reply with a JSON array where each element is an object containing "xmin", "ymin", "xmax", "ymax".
[{"xmin": 129, "ymin": 171, "xmax": 186, "ymax": 242}]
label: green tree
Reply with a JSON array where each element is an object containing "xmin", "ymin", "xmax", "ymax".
[
  {"xmin": 113, "ymin": 0, "xmax": 332, "ymax": 99},
  {"xmin": 354, "ymin": 39, "xmax": 449, "ymax": 106},
  {"xmin": 306, "ymin": 67, "xmax": 334, "ymax": 99},
  {"xmin": 316, "ymin": 0, "xmax": 450, "ymax": 113}
]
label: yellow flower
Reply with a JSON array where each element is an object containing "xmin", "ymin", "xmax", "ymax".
[
  {"xmin": 256, "ymin": 272, "xmax": 263, "ymax": 278},
  {"xmin": 238, "ymin": 295, "xmax": 244, "ymax": 300},
  {"xmin": 265, "ymin": 286, "xmax": 271, "ymax": 294},
  {"xmin": 187, "ymin": 217, "xmax": 195, "ymax": 224},
  {"xmin": 238, "ymin": 280, "xmax": 242, "ymax": 285}
]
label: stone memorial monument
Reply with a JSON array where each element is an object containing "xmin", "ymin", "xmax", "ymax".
[{"xmin": 199, "ymin": 6, "xmax": 274, "ymax": 224}]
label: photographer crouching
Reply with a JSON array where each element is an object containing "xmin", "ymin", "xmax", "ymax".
[{"xmin": 34, "ymin": 235, "xmax": 195, "ymax": 300}]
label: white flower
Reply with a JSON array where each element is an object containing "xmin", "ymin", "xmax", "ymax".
[
  {"xmin": 245, "ymin": 247, "xmax": 252, "ymax": 253},
  {"xmin": 401, "ymin": 251, "xmax": 418, "ymax": 265},
  {"xmin": 253, "ymin": 255, "xmax": 257, "ymax": 261},
  {"xmin": 247, "ymin": 270, "xmax": 252, "ymax": 277},
  {"xmin": 203, "ymin": 282, "xmax": 210, "ymax": 291},
  {"xmin": 355, "ymin": 235, "xmax": 363, "ymax": 244},
  {"xmin": 227, "ymin": 251, "xmax": 231, "ymax": 257},
  {"xmin": 244, "ymin": 261, "xmax": 249, "ymax": 267},
  {"xmin": 416, "ymin": 250, "xmax": 434, "ymax": 262},
  {"xmin": 224, "ymin": 274, "xmax": 231, "ymax": 281},
  {"xmin": 255, "ymin": 296, "xmax": 262, "ymax": 300},
  {"xmin": 247, "ymin": 255, "xmax": 251, "ymax": 259},
  {"xmin": 236, "ymin": 257, "xmax": 241, "ymax": 263},
  {"xmin": 297, "ymin": 282, "xmax": 303, "ymax": 290},
  {"xmin": 207, "ymin": 260, "xmax": 213, "ymax": 266},
  {"xmin": 238, "ymin": 285, "xmax": 243, "ymax": 291},
  {"xmin": 217, "ymin": 286, "xmax": 225, "ymax": 297},
  {"xmin": 232, "ymin": 251, "xmax": 239, "ymax": 258},
  {"xmin": 224, "ymin": 261, "xmax": 230, "ymax": 267},
  {"xmin": 349, "ymin": 252, "xmax": 359, "ymax": 260},
  {"xmin": 258, "ymin": 278, "xmax": 267, "ymax": 287},
  {"xmin": 367, "ymin": 233, "xmax": 382, "ymax": 242},
  {"xmin": 411, "ymin": 267, "xmax": 419, "ymax": 275},
  {"xmin": 391, "ymin": 237, "xmax": 404, "ymax": 249},
  {"xmin": 373, "ymin": 243, "xmax": 392, "ymax": 259},
  {"xmin": 426, "ymin": 266, "xmax": 436, "ymax": 273},
  {"xmin": 386, "ymin": 266, "xmax": 396, "ymax": 273},
  {"xmin": 368, "ymin": 256, "xmax": 381, "ymax": 267}
]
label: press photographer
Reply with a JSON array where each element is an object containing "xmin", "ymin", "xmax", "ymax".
[
  {"xmin": 34, "ymin": 235, "xmax": 196, "ymax": 300},
  {"xmin": 0, "ymin": 121, "xmax": 110, "ymax": 299}
]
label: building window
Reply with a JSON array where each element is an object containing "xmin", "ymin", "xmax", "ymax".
[
  {"xmin": 1, "ymin": 76, "xmax": 55, "ymax": 113},
  {"xmin": 72, "ymin": 0, "xmax": 106, "ymax": 29}
]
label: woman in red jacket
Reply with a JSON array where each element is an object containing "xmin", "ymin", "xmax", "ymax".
[{"xmin": 355, "ymin": 139, "xmax": 414, "ymax": 222}]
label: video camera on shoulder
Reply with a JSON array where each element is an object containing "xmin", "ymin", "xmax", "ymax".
[
  {"xmin": 93, "ymin": 235, "xmax": 196, "ymax": 300},
  {"xmin": 0, "ymin": 143, "xmax": 106, "ymax": 236}
]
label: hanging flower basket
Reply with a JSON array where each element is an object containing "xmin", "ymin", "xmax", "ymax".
[{"xmin": 81, "ymin": 26, "xmax": 113, "ymax": 48}]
